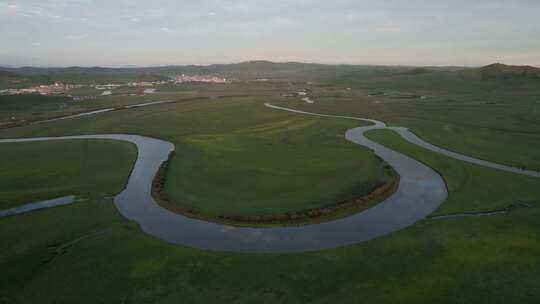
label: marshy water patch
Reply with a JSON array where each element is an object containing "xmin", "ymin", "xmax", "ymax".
[
  {"xmin": 0, "ymin": 196, "xmax": 75, "ymax": 217},
  {"xmin": 302, "ymin": 97, "xmax": 315, "ymax": 104}
]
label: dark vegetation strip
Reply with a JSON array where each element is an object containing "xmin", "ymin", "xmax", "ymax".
[
  {"xmin": 41, "ymin": 226, "xmax": 116, "ymax": 265},
  {"xmin": 429, "ymin": 201, "xmax": 534, "ymax": 220},
  {"xmin": 152, "ymin": 153, "xmax": 400, "ymax": 227},
  {"xmin": 388, "ymin": 94, "xmax": 423, "ymax": 99}
]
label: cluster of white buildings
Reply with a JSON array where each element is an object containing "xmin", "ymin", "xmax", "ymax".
[
  {"xmin": 0, "ymin": 74, "xmax": 231, "ymax": 97},
  {"xmin": 95, "ymin": 84, "xmax": 121, "ymax": 90},
  {"xmin": 172, "ymin": 74, "xmax": 229, "ymax": 84},
  {"xmin": 0, "ymin": 82, "xmax": 83, "ymax": 96},
  {"xmin": 127, "ymin": 81, "xmax": 169, "ymax": 87}
]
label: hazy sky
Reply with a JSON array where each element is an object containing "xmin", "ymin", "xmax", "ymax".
[{"xmin": 1, "ymin": 0, "xmax": 539, "ymax": 67}]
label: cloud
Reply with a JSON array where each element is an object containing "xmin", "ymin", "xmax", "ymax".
[
  {"xmin": 66, "ymin": 33, "xmax": 88, "ymax": 40},
  {"xmin": 7, "ymin": 5, "xmax": 63, "ymax": 20},
  {"xmin": 2, "ymin": 0, "xmax": 539, "ymax": 66}
]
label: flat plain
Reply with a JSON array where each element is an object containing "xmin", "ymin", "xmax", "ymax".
[{"xmin": 1, "ymin": 62, "xmax": 539, "ymax": 303}]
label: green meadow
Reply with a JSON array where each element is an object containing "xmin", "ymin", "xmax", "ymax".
[
  {"xmin": 0, "ymin": 140, "xmax": 136, "ymax": 209},
  {"xmin": 0, "ymin": 95, "xmax": 393, "ymax": 219},
  {"xmin": 1, "ymin": 63, "xmax": 540, "ymax": 303},
  {"xmin": 1, "ymin": 125, "xmax": 539, "ymax": 303}
]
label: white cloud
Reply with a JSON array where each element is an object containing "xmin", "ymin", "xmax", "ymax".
[
  {"xmin": 209, "ymin": 11, "xmax": 216, "ymax": 16},
  {"xmin": 8, "ymin": 6, "xmax": 63, "ymax": 20},
  {"xmin": 160, "ymin": 27, "xmax": 171, "ymax": 32}
]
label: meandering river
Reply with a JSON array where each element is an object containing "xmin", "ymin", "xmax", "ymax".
[{"xmin": 0, "ymin": 103, "xmax": 537, "ymax": 253}]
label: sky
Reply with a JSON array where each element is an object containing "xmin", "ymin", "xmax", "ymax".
[{"xmin": 1, "ymin": 0, "xmax": 539, "ymax": 67}]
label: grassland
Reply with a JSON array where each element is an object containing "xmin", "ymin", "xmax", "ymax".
[
  {"xmin": 1, "ymin": 63, "xmax": 540, "ymax": 302},
  {"xmin": 0, "ymin": 80, "xmax": 292, "ymax": 128},
  {"xmin": 1, "ymin": 125, "xmax": 539, "ymax": 303},
  {"xmin": 0, "ymin": 92, "xmax": 198, "ymax": 127},
  {"xmin": 365, "ymin": 130, "xmax": 540, "ymax": 215},
  {"xmin": 0, "ymin": 140, "xmax": 137, "ymax": 209},
  {"xmin": 0, "ymin": 95, "xmax": 73, "ymax": 126},
  {"xmin": 283, "ymin": 70, "xmax": 540, "ymax": 170},
  {"xmin": 0, "ymin": 92, "xmax": 394, "ymax": 219},
  {"xmin": 166, "ymin": 116, "xmax": 392, "ymax": 218}
]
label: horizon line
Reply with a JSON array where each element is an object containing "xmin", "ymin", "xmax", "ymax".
[
  {"xmin": 1, "ymin": 59, "xmax": 539, "ymax": 70},
  {"xmin": 3, "ymin": 60, "xmax": 536, "ymax": 69}
]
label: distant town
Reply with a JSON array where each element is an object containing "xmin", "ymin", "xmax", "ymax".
[{"xmin": 0, "ymin": 74, "xmax": 230, "ymax": 98}]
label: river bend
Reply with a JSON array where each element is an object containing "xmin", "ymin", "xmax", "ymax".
[{"xmin": 1, "ymin": 104, "xmax": 537, "ymax": 252}]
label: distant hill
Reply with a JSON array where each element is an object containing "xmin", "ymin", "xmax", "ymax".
[
  {"xmin": 480, "ymin": 63, "xmax": 539, "ymax": 80},
  {"xmin": 208, "ymin": 60, "xmax": 326, "ymax": 74},
  {"xmin": 0, "ymin": 61, "xmax": 333, "ymax": 86},
  {"xmin": 0, "ymin": 70, "xmax": 23, "ymax": 79},
  {"xmin": 3, "ymin": 61, "xmax": 525, "ymax": 88},
  {"xmin": 0, "ymin": 70, "xmax": 43, "ymax": 89},
  {"xmin": 463, "ymin": 63, "xmax": 540, "ymax": 81},
  {"xmin": 1, "ymin": 66, "xmax": 169, "ymax": 85}
]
